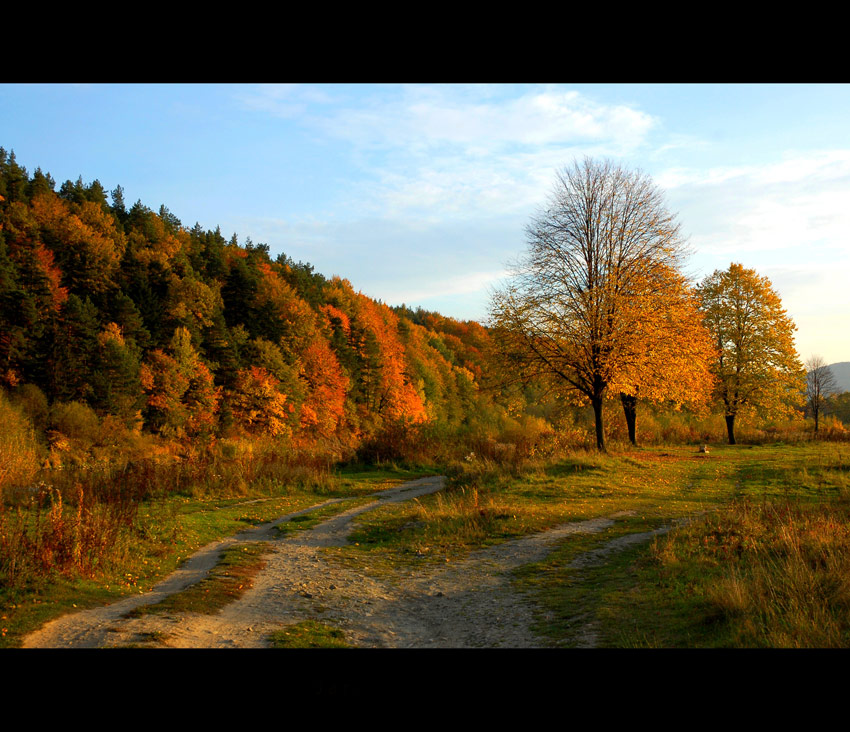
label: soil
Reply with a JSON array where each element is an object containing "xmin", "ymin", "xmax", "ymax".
[{"xmin": 22, "ymin": 475, "xmax": 670, "ymax": 649}]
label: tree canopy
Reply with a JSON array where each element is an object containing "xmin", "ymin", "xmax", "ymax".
[
  {"xmin": 489, "ymin": 158, "xmax": 701, "ymax": 450},
  {"xmin": 697, "ymin": 262, "xmax": 805, "ymax": 444},
  {"xmin": 0, "ymin": 147, "xmax": 529, "ymax": 452}
]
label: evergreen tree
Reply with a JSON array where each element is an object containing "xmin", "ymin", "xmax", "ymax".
[
  {"xmin": 110, "ymin": 185, "xmax": 128, "ymax": 229},
  {"xmin": 27, "ymin": 167, "xmax": 56, "ymax": 199},
  {"xmin": 221, "ymin": 256, "xmax": 258, "ymax": 332},
  {"xmin": 53, "ymin": 294, "xmax": 101, "ymax": 403},
  {"xmin": 0, "ymin": 149, "xmax": 29, "ymax": 203}
]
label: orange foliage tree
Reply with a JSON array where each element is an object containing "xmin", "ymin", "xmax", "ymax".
[
  {"xmin": 297, "ymin": 337, "xmax": 350, "ymax": 440},
  {"xmin": 228, "ymin": 365, "xmax": 292, "ymax": 438},
  {"xmin": 140, "ymin": 327, "xmax": 220, "ymax": 437},
  {"xmin": 30, "ymin": 192, "xmax": 125, "ymax": 295},
  {"xmin": 350, "ymin": 293, "xmax": 428, "ymax": 427}
]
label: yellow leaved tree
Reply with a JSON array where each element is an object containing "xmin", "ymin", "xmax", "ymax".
[
  {"xmin": 696, "ymin": 263, "xmax": 805, "ymax": 444},
  {"xmin": 607, "ymin": 264, "xmax": 717, "ymax": 445}
]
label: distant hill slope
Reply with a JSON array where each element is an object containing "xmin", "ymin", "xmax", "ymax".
[{"xmin": 827, "ymin": 362, "xmax": 850, "ymax": 393}]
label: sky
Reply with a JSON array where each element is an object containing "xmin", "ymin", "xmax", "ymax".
[{"xmin": 1, "ymin": 83, "xmax": 849, "ymax": 364}]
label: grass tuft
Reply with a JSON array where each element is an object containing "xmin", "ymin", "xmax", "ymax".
[{"xmin": 268, "ymin": 620, "xmax": 350, "ymax": 648}]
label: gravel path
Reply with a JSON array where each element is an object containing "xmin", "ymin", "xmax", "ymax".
[{"xmin": 22, "ymin": 475, "xmax": 668, "ymax": 649}]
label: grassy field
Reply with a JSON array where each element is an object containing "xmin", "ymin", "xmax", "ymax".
[
  {"xmin": 2, "ymin": 439, "xmax": 849, "ymax": 648},
  {"xmin": 340, "ymin": 441, "xmax": 850, "ymax": 648}
]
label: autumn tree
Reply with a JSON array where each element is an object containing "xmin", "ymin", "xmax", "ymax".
[
  {"xmin": 489, "ymin": 158, "xmax": 689, "ymax": 451},
  {"xmin": 140, "ymin": 327, "xmax": 220, "ymax": 437},
  {"xmin": 297, "ymin": 336, "xmax": 350, "ymax": 440},
  {"xmin": 805, "ymin": 354, "xmax": 839, "ymax": 433},
  {"xmin": 228, "ymin": 365, "xmax": 292, "ymax": 438},
  {"xmin": 696, "ymin": 263, "xmax": 805, "ymax": 445},
  {"xmin": 88, "ymin": 322, "xmax": 143, "ymax": 420},
  {"xmin": 605, "ymin": 265, "xmax": 716, "ymax": 445}
]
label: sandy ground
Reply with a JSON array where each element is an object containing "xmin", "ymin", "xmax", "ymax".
[{"xmin": 22, "ymin": 475, "xmax": 669, "ymax": 649}]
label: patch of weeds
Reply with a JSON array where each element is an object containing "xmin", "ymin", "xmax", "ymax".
[
  {"xmin": 614, "ymin": 498, "xmax": 850, "ymax": 648},
  {"xmin": 130, "ymin": 629, "xmax": 171, "ymax": 646},
  {"xmin": 126, "ymin": 542, "xmax": 273, "ymax": 617},
  {"xmin": 274, "ymin": 497, "xmax": 373, "ymax": 536},
  {"xmin": 268, "ymin": 620, "xmax": 350, "ymax": 648}
]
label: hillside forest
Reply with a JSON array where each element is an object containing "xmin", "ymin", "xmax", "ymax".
[{"xmin": 2, "ymin": 147, "xmax": 848, "ymax": 485}]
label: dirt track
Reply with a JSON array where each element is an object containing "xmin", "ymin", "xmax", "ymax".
[{"xmin": 23, "ymin": 475, "xmax": 669, "ymax": 649}]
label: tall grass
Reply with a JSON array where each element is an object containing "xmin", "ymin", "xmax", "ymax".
[
  {"xmin": 652, "ymin": 497, "xmax": 850, "ymax": 647},
  {"xmin": 0, "ymin": 423, "xmax": 344, "ymax": 594},
  {"xmin": 0, "ymin": 482, "xmax": 150, "ymax": 589},
  {"xmin": 0, "ymin": 393, "xmax": 40, "ymax": 496}
]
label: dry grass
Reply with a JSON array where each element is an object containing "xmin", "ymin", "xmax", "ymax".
[
  {"xmin": 654, "ymin": 498, "xmax": 850, "ymax": 647},
  {"xmin": 0, "ymin": 395, "xmax": 40, "ymax": 496}
]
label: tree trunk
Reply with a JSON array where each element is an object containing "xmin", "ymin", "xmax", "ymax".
[
  {"xmin": 814, "ymin": 407, "xmax": 820, "ymax": 434},
  {"xmin": 620, "ymin": 393, "xmax": 637, "ymax": 446},
  {"xmin": 592, "ymin": 396, "xmax": 606, "ymax": 451},
  {"xmin": 725, "ymin": 414, "xmax": 736, "ymax": 445}
]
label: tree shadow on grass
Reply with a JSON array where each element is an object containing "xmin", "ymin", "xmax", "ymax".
[{"xmin": 544, "ymin": 460, "xmax": 605, "ymax": 478}]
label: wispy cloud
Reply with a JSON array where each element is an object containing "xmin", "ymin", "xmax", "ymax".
[
  {"xmin": 319, "ymin": 86, "xmax": 656, "ymax": 151},
  {"xmin": 238, "ymin": 84, "xmax": 660, "ymax": 221},
  {"xmin": 664, "ymin": 149, "xmax": 850, "ymax": 256},
  {"xmin": 234, "ymin": 84, "xmax": 335, "ymax": 119},
  {"xmin": 661, "ymin": 150, "xmax": 850, "ymax": 362}
]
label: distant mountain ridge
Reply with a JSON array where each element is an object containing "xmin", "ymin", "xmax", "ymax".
[{"xmin": 827, "ymin": 362, "xmax": 850, "ymax": 393}]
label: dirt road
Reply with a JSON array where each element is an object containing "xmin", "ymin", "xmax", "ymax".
[{"xmin": 23, "ymin": 475, "xmax": 668, "ymax": 649}]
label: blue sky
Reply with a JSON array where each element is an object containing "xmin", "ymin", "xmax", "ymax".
[{"xmin": 2, "ymin": 83, "xmax": 848, "ymax": 364}]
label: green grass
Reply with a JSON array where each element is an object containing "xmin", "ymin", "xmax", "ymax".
[
  {"xmin": 334, "ymin": 442, "xmax": 850, "ymax": 647},
  {"xmin": 509, "ymin": 442, "xmax": 850, "ymax": 648},
  {"xmin": 126, "ymin": 542, "xmax": 273, "ymax": 618},
  {"xmin": 341, "ymin": 445, "xmax": 727, "ymax": 566},
  {"xmin": 268, "ymin": 620, "xmax": 351, "ymax": 648}
]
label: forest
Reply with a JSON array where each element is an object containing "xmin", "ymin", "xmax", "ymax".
[
  {"xmin": 0, "ymin": 146, "xmax": 542, "ymax": 464},
  {"xmin": 2, "ymin": 147, "xmax": 849, "ymax": 651}
]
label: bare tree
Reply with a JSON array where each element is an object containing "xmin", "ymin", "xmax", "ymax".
[
  {"xmin": 806, "ymin": 354, "xmax": 839, "ymax": 433},
  {"xmin": 489, "ymin": 158, "xmax": 689, "ymax": 451}
]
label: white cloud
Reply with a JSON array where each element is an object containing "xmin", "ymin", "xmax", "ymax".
[
  {"xmin": 662, "ymin": 151, "xmax": 850, "ymax": 363},
  {"xmin": 320, "ymin": 86, "xmax": 655, "ymax": 152},
  {"xmin": 298, "ymin": 85, "xmax": 660, "ymax": 221},
  {"xmin": 234, "ymin": 84, "xmax": 662, "ymax": 222},
  {"xmin": 660, "ymin": 149, "xmax": 850, "ymax": 191},
  {"xmin": 234, "ymin": 84, "xmax": 335, "ymax": 119},
  {"xmin": 665, "ymin": 150, "xmax": 850, "ymax": 256}
]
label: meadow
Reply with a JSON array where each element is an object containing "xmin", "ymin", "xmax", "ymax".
[{"xmin": 2, "ymin": 386, "xmax": 849, "ymax": 649}]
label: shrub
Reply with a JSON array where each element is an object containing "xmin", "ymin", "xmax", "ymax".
[
  {"xmin": 11, "ymin": 383, "xmax": 49, "ymax": 433},
  {"xmin": 49, "ymin": 400, "xmax": 101, "ymax": 445}
]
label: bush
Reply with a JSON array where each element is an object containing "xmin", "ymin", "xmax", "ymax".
[
  {"xmin": 49, "ymin": 401, "xmax": 101, "ymax": 446},
  {"xmin": 11, "ymin": 383, "xmax": 49, "ymax": 433}
]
